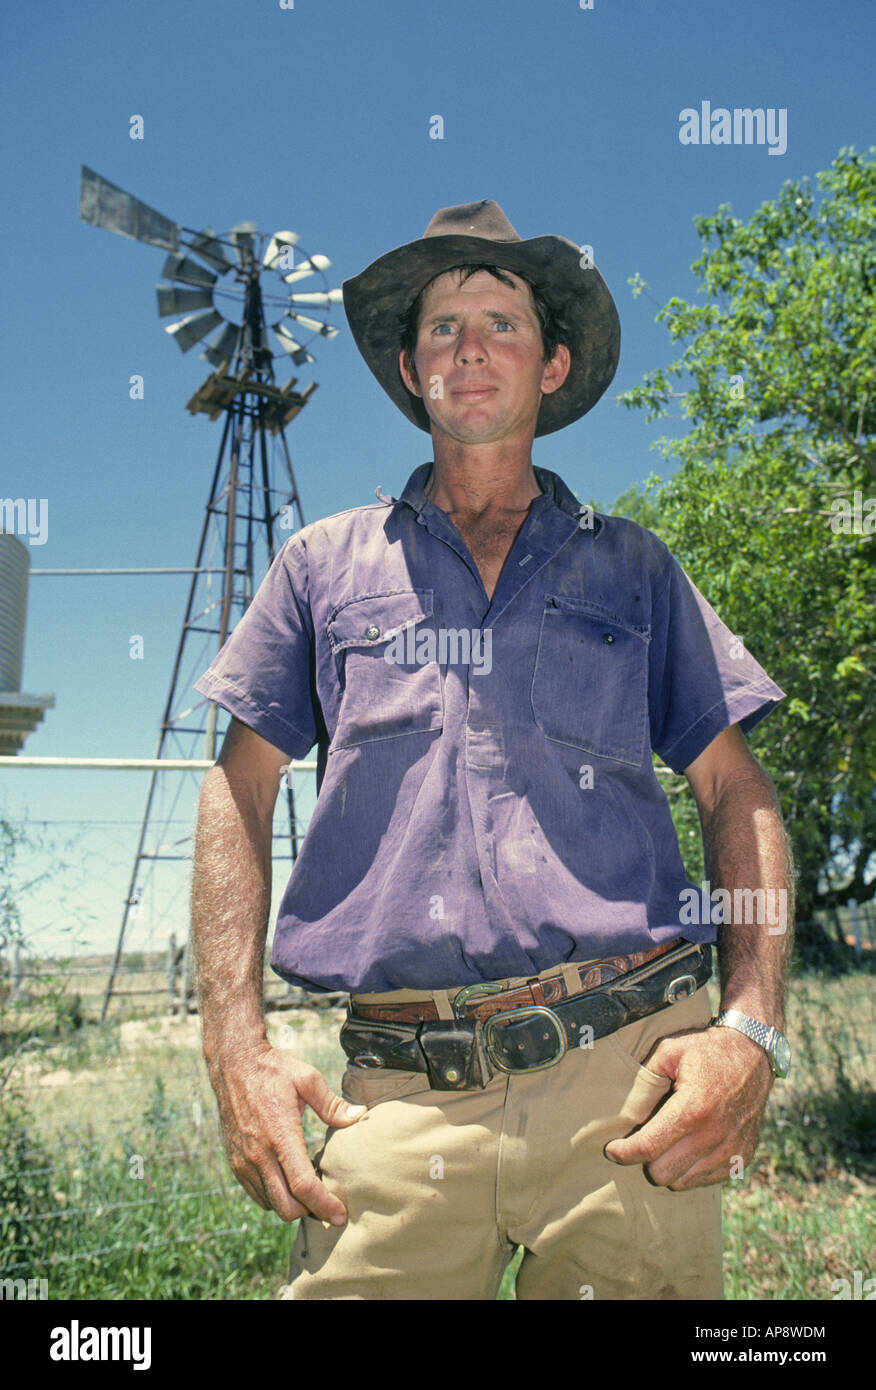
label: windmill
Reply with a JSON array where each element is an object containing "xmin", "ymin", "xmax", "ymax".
[{"xmin": 79, "ymin": 167, "xmax": 342, "ymax": 1020}]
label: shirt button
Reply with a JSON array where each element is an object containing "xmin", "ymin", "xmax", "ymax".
[
  {"xmin": 602, "ymin": 632, "xmax": 615, "ymax": 644},
  {"xmin": 365, "ymin": 625, "xmax": 380, "ymax": 640}
]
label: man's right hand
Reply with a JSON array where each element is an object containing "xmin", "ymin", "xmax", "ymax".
[{"xmin": 207, "ymin": 1041, "xmax": 366, "ymax": 1225}]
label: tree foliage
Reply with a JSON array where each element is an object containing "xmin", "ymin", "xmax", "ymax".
[{"xmin": 616, "ymin": 148, "xmax": 876, "ymax": 945}]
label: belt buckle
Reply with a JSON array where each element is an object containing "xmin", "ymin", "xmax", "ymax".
[{"xmin": 483, "ymin": 1005, "xmax": 567, "ymax": 1074}]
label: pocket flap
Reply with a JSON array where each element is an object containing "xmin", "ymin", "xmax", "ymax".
[
  {"xmin": 327, "ymin": 589, "xmax": 434, "ymax": 653},
  {"xmin": 546, "ymin": 593, "xmax": 650, "ymax": 641}
]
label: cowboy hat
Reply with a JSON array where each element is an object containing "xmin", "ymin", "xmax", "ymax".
[{"xmin": 341, "ymin": 199, "xmax": 620, "ymax": 437}]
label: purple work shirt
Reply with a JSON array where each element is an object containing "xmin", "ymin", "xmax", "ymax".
[{"xmin": 194, "ymin": 463, "xmax": 785, "ymax": 993}]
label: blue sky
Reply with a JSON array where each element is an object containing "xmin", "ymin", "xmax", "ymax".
[{"xmin": 2, "ymin": 0, "xmax": 873, "ymax": 958}]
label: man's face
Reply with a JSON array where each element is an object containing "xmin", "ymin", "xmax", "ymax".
[{"xmin": 398, "ymin": 268, "xmax": 570, "ymax": 446}]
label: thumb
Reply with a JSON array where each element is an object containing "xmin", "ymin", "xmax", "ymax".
[{"xmin": 296, "ymin": 1068, "xmax": 367, "ymax": 1127}]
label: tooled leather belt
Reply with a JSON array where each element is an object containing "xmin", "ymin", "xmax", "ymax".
[
  {"xmin": 340, "ymin": 937, "xmax": 713, "ymax": 1091},
  {"xmin": 349, "ymin": 937, "xmax": 683, "ymax": 1024}
]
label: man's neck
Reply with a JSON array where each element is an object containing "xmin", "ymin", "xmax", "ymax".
[{"xmin": 424, "ymin": 438, "xmax": 543, "ymax": 518}]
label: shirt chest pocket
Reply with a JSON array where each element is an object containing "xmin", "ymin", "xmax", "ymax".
[
  {"xmin": 530, "ymin": 594, "xmax": 650, "ymax": 767},
  {"xmin": 326, "ymin": 589, "xmax": 444, "ymax": 751}
]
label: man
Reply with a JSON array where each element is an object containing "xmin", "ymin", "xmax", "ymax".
[{"xmin": 191, "ymin": 200, "xmax": 793, "ymax": 1301}]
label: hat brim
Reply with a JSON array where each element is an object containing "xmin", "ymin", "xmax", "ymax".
[{"xmin": 342, "ymin": 232, "xmax": 620, "ymax": 437}]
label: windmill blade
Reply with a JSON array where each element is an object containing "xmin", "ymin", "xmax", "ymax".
[
  {"xmin": 187, "ymin": 227, "xmax": 235, "ymax": 273},
  {"xmin": 166, "ymin": 309, "xmax": 224, "ymax": 352},
  {"xmin": 285, "ymin": 311, "xmax": 339, "ymax": 338},
  {"xmin": 230, "ymin": 222, "xmax": 257, "ymax": 266},
  {"xmin": 161, "ymin": 253, "xmax": 218, "ymax": 289},
  {"xmin": 79, "ymin": 166, "xmax": 180, "ymax": 251},
  {"xmin": 287, "ymin": 290, "xmax": 343, "ymax": 308},
  {"xmin": 273, "ymin": 322, "xmax": 315, "ymax": 365},
  {"xmin": 283, "ymin": 253, "xmax": 331, "ymax": 285},
  {"xmin": 156, "ymin": 285, "xmax": 214, "ymax": 318},
  {"xmin": 201, "ymin": 322, "xmax": 241, "ymax": 368},
  {"xmin": 263, "ymin": 231, "xmax": 300, "ymax": 270}
]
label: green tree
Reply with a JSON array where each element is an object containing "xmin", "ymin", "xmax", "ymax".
[
  {"xmin": 605, "ymin": 481, "xmax": 662, "ymax": 533},
  {"xmin": 616, "ymin": 148, "xmax": 876, "ymax": 953}
]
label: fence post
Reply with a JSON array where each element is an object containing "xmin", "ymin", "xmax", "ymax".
[
  {"xmin": 10, "ymin": 940, "xmax": 23, "ymax": 1002},
  {"xmin": 166, "ymin": 933, "xmax": 178, "ymax": 1014},
  {"xmin": 180, "ymin": 929, "xmax": 194, "ymax": 1015}
]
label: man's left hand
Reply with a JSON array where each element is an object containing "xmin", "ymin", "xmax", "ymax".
[{"xmin": 603, "ymin": 1025, "xmax": 773, "ymax": 1189}]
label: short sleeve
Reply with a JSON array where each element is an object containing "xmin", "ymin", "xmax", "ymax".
[
  {"xmin": 193, "ymin": 534, "xmax": 318, "ymax": 759},
  {"xmin": 648, "ymin": 551, "xmax": 785, "ymax": 773}
]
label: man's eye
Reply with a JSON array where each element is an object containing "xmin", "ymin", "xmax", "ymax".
[
  {"xmin": 494, "ymin": 320, "xmax": 513, "ymax": 331},
  {"xmin": 433, "ymin": 323, "xmax": 454, "ymax": 334}
]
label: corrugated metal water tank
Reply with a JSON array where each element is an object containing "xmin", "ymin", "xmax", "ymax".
[{"xmin": 0, "ymin": 530, "xmax": 29, "ymax": 693}]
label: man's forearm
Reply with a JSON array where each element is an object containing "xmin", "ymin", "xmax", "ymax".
[
  {"xmin": 192, "ymin": 765, "xmax": 274, "ymax": 1067},
  {"xmin": 607, "ymin": 760, "xmax": 795, "ymax": 1183},
  {"xmin": 701, "ymin": 764, "xmax": 794, "ymax": 1030}
]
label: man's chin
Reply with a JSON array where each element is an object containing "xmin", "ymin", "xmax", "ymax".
[{"xmin": 428, "ymin": 409, "xmax": 517, "ymax": 446}]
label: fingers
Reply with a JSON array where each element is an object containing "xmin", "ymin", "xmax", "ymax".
[
  {"xmin": 604, "ymin": 1088, "xmax": 693, "ymax": 1170},
  {"xmin": 268, "ymin": 1074, "xmax": 368, "ymax": 1224},
  {"xmin": 215, "ymin": 1053, "xmax": 366, "ymax": 1225},
  {"xmin": 603, "ymin": 1024, "xmax": 773, "ymax": 1190},
  {"xmin": 604, "ymin": 1091, "xmax": 756, "ymax": 1190},
  {"xmin": 250, "ymin": 1145, "xmax": 341, "ymax": 1225},
  {"xmin": 230, "ymin": 1159, "xmax": 274, "ymax": 1213},
  {"xmin": 227, "ymin": 1126, "xmax": 346, "ymax": 1224}
]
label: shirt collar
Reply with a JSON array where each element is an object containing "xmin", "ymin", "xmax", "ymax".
[{"xmin": 390, "ymin": 462, "xmax": 601, "ymax": 532}]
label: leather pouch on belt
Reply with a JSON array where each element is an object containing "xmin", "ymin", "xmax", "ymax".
[
  {"xmin": 338, "ymin": 1018, "xmax": 423, "ymax": 1071},
  {"xmin": 417, "ymin": 1020, "xmax": 493, "ymax": 1090}
]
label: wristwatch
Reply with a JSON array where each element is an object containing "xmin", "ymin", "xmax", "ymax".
[{"xmin": 709, "ymin": 1010, "xmax": 791, "ymax": 1078}]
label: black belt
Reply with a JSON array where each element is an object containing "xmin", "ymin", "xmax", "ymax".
[{"xmin": 339, "ymin": 941, "xmax": 712, "ymax": 1091}]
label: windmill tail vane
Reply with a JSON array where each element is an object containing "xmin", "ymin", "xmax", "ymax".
[{"xmin": 79, "ymin": 165, "xmax": 342, "ymax": 376}]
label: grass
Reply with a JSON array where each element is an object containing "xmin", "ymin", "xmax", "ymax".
[
  {"xmin": 719, "ymin": 966, "xmax": 875, "ymax": 1301},
  {"xmin": 0, "ymin": 967, "xmax": 873, "ymax": 1301}
]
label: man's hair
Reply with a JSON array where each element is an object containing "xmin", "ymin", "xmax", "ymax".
[{"xmin": 399, "ymin": 263, "xmax": 569, "ymax": 373}]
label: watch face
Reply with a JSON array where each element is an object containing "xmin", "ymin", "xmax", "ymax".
[{"xmin": 774, "ymin": 1035, "xmax": 792, "ymax": 1077}]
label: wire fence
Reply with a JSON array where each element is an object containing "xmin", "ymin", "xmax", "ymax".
[
  {"xmin": 0, "ymin": 1012, "xmax": 350, "ymax": 1298},
  {"xmin": 0, "ymin": 775, "xmax": 317, "ymax": 1020},
  {"xmin": 0, "ymin": 790, "xmax": 341, "ymax": 1299},
  {"xmin": 2, "ymin": 951, "xmax": 347, "ymax": 1021}
]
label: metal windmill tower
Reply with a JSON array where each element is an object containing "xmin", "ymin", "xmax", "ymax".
[{"xmin": 78, "ymin": 167, "xmax": 342, "ymax": 1020}]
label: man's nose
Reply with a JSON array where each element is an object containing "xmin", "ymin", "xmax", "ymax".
[{"xmin": 454, "ymin": 326, "xmax": 487, "ymax": 363}]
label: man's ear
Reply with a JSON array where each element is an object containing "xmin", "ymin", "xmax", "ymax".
[
  {"xmin": 540, "ymin": 342, "xmax": 571, "ymax": 396},
  {"xmin": 399, "ymin": 348, "xmax": 422, "ymax": 398}
]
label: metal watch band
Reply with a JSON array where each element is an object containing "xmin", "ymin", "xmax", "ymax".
[{"xmin": 710, "ymin": 1009, "xmax": 790, "ymax": 1078}]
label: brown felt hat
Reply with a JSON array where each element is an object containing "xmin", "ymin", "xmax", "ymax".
[{"xmin": 342, "ymin": 199, "xmax": 620, "ymax": 437}]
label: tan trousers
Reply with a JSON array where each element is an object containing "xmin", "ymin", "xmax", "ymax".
[{"xmin": 282, "ymin": 970, "xmax": 723, "ymax": 1301}]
